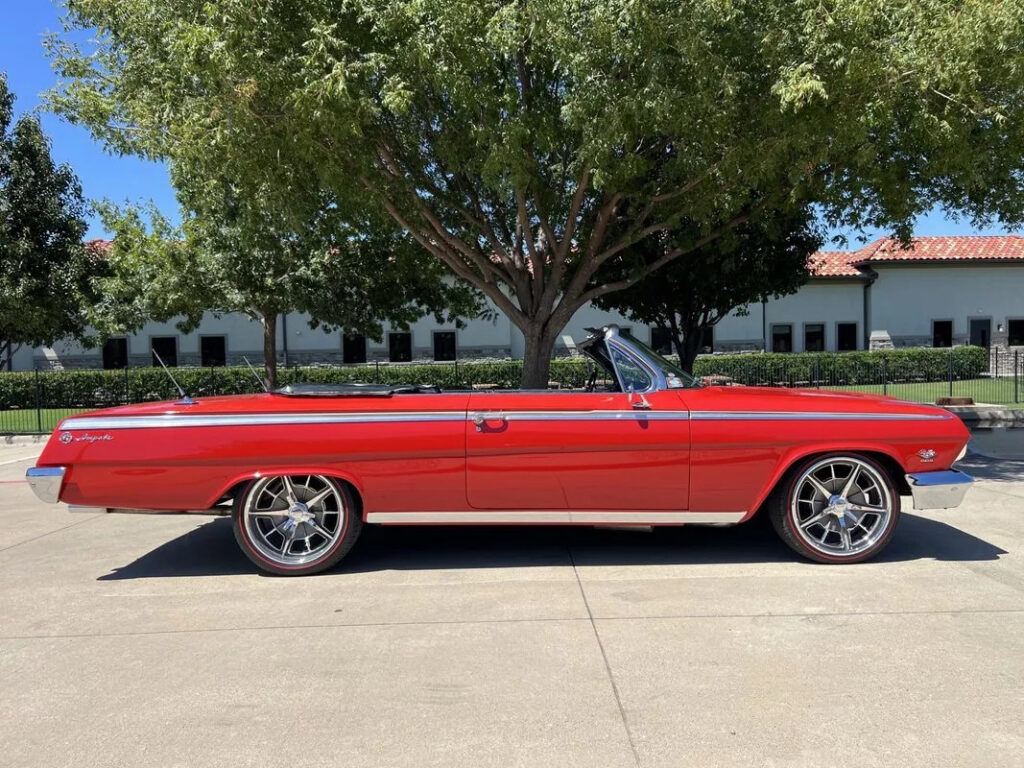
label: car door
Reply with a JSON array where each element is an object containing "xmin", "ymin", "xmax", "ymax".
[{"xmin": 466, "ymin": 382, "xmax": 690, "ymax": 511}]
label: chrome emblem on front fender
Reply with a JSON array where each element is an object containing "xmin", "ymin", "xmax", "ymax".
[{"xmin": 917, "ymin": 448, "xmax": 937, "ymax": 462}]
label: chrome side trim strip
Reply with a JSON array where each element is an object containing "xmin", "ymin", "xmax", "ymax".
[
  {"xmin": 60, "ymin": 408, "xmax": 947, "ymax": 431},
  {"xmin": 62, "ymin": 410, "xmax": 691, "ymax": 431},
  {"xmin": 61, "ymin": 411, "xmax": 467, "ymax": 431},
  {"xmin": 472, "ymin": 410, "xmax": 691, "ymax": 422},
  {"xmin": 690, "ymin": 410, "xmax": 949, "ymax": 421},
  {"xmin": 26, "ymin": 466, "xmax": 65, "ymax": 504},
  {"xmin": 366, "ymin": 511, "xmax": 745, "ymax": 524}
]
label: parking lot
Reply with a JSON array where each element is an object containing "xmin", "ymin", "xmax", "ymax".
[{"xmin": 1, "ymin": 444, "xmax": 1022, "ymax": 768}]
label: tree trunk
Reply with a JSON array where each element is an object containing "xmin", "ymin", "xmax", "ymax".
[
  {"xmin": 520, "ymin": 327, "xmax": 555, "ymax": 389},
  {"xmin": 679, "ymin": 330, "xmax": 703, "ymax": 375},
  {"xmin": 261, "ymin": 311, "xmax": 279, "ymax": 389},
  {"xmin": 0, "ymin": 339, "xmax": 15, "ymax": 372},
  {"xmin": 668, "ymin": 315, "xmax": 703, "ymax": 374}
]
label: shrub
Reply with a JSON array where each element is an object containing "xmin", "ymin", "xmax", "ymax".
[
  {"xmin": 692, "ymin": 346, "xmax": 988, "ymax": 385},
  {"xmin": 0, "ymin": 358, "xmax": 595, "ymax": 410}
]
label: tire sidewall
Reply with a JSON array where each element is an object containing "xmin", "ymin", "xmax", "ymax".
[
  {"xmin": 232, "ymin": 476, "xmax": 360, "ymax": 576},
  {"xmin": 782, "ymin": 453, "xmax": 901, "ymax": 564}
]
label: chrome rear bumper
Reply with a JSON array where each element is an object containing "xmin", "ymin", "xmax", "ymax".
[
  {"xmin": 26, "ymin": 466, "xmax": 66, "ymax": 504},
  {"xmin": 905, "ymin": 469, "xmax": 973, "ymax": 510}
]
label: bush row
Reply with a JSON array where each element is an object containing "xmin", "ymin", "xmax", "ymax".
[
  {"xmin": 693, "ymin": 346, "xmax": 990, "ymax": 386},
  {"xmin": 0, "ymin": 359, "xmax": 593, "ymax": 409},
  {"xmin": 0, "ymin": 346, "xmax": 990, "ymax": 409}
]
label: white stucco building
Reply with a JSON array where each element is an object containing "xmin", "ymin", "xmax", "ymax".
[{"xmin": 9, "ymin": 235, "xmax": 1024, "ymax": 371}]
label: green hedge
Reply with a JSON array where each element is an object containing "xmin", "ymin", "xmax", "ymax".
[
  {"xmin": 0, "ymin": 346, "xmax": 989, "ymax": 410},
  {"xmin": 692, "ymin": 346, "xmax": 989, "ymax": 386},
  {"xmin": 0, "ymin": 359, "xmax": 592, "ymax": 410}
]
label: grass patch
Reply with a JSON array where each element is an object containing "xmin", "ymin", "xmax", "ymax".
[
  {"xmin": 0, "ymin": 408, "xmax": 88, "ymax": 435},
  {"xmin": 824, "ymin": 377, "xmax": 1023, "ymax": 407}
]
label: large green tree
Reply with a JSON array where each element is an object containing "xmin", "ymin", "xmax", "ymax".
[
  {"xmin": 594, "ymin": 208, "xmax": 822, "ymax": 372},
  {"xmin": 0, "ymin": 73, "xmax": 95, "ymax": 371},
  {"xmin": 95, "ymin": 187, "xmax": 483, "ymax": 387},
  {"xmin": 49, "ymin": 1, "xmax": 1024, "ymax": 386}
]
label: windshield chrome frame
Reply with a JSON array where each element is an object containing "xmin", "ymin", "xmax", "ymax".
[{"xmin": 588, "ymin": 326, "xmax": 667, "ymax": 394}]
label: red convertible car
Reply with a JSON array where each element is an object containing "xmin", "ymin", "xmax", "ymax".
[{"xmin": 27, "ymin": 326, "xmax": 972, "ymax": 575}]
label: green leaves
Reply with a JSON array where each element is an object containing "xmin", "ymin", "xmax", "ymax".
[
  {"xmin": 46, "ymin": 0, "xmax": 1024, "ymax": 385},
  {"xmin": 594, "ymin": 206, "xmax": 823, "ymax": 371},
  {"xmin": 0, "ymin": 73, "xmax": 96, "ymax": 370}
]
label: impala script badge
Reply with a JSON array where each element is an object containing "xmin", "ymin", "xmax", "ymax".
[{"xmin": 59, "ymin": 432, "xmax": 112, "ymax": 444}]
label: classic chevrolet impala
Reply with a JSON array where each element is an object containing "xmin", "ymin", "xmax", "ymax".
[{"xmin": 26, "ymin": 326, "xmax": 972, "ymax": 575}]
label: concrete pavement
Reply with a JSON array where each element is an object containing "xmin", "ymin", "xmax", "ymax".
[{"xmin": 0, "ymin": 446, "xmax": 1021, "ymax": 767}]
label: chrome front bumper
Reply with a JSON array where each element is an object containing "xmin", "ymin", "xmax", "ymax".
[
  {"xmin": 905, "ymin": 469, "xmax": 973, "ymax": 510},
  {"xmin": 25, "ymin": 466, "xmax": 65, "ymax": 504}
]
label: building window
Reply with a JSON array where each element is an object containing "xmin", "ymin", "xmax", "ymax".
[
  {"xmin": 151, "ymin": 336, "xmax": 178, "ymax": 367},
  {"xmin": 433, "ymin": 331, "xmax": 457, "ymax": 361},
  {"xmin": 697, "ymin": 326, "xmax": 714, "ymax": 354},
  {"xmin": 650, "ymin": 326, "xmax": 673, "ymax": 355},
  {"xmin": 932, "ymin": 320, "xmax": 953, "ymax": 348},
  {"xmin": 200, "ymin": 336, "xmax": 227, "ymax": 367},
  {"xmin": 101, "ymin": 338, "xmax": 128, "ymax": 370},
  {"xmin": 1008, "ymin": 319, "xmax": 1024, "ymax": 346},
  {"xmin": 804, "ymin": 323, "xmax": 825, "ymax": 352},
  {"xmin": 771, "ymin": 324, "xmax": 793, "ymax": 353},
  {"xmin": 343, "ymin": 334, "xmax": 367, "ymax": 364},
  {"xmin": 837, "ymin": 323, "xmax": 858, "ymax": 352},
  {"xmin": 388, "ymin": 332, "xmax": 412, "ymax": 362}
]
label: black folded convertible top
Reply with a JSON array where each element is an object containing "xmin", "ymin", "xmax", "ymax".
[{"xmin": 274, "ymin": 383, "xmax": 441, "ymax": 397}]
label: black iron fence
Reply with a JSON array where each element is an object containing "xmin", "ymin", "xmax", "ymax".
[
  {"xmin": 710, "ymin": 348, "xmax": 1023, "ymax": 406},
  {"xmin": 2, "ymin": 348, "xmax": 1021, "ymax": 435}
]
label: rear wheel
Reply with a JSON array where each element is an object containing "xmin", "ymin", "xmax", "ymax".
[
  {"xmin": 232, "ymin": 474, "xmax": 362, "ymax": 575},
  {"xmin": 769, "ymin": 454, "xmax": 900, "ymax": 564}
]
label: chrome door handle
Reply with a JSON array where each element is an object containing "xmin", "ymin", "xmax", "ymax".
[{"xmin": 472, "ymin": 412, "xmax": 506, "ymax": 431}]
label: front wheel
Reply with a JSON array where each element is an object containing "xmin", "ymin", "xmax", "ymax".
[
  {"xmin": 768, "ymin": 454, "xmax": 901, "ymax": 564},
  {"xmin": 232, "ymin": 474, "xmax": 362, "ymax": 575}
]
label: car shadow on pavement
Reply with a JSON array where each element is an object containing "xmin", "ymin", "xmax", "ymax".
[{"xmin": 96, "ymin": 511, "xmax": 1006, "ymax": 580}]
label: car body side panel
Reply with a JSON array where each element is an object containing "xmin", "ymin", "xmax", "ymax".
[
  {"xmin": 37, "ymin": 383, "xmax": 970, "ymax": 523},
  {"xmin": 679, "ymin": 387, "xmax": 969, "ymax": 518},
  {"xmin": 44, "ymin": 393, "xmax": 471, "ymax": 513},
  {"xmin": 465, "ymin": 390, "xmax": 689, "ymax": 510}
]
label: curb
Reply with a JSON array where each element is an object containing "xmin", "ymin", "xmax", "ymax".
[
  {"xmin": 943, "ymin": 405, "xmax": 1024, "ymax": 425},
  {"xmin": 1, "ymin": 434, "xmax": 48, "ymax": 447}
]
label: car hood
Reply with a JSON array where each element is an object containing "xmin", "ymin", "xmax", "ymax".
[{"xmin": 693, "ymin": 385, "xmax": 951, "ymax": 418}]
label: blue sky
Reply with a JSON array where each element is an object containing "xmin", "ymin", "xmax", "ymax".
[{"xmin": 2, "ymin": 2, "xmax": 1019, "ymax": 243}]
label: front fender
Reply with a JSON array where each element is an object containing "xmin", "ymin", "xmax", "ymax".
[{"xmin": 742, "ymin": 442, "xmax": 906, "ymax": 522}]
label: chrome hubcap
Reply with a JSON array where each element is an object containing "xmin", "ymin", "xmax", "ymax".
[
  {"xmin": 243, "ymin": 475, "xmax": 345, "ymax": 566},
  {"xmin": 791, "ymin": 458, "xmax": 893, "ymax": 557}
]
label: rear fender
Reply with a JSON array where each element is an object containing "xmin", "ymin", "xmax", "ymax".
[{"xmin": 208, "ymin": 466, "xmax": 367, "ymax": 514}]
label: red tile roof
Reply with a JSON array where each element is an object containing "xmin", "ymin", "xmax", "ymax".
[
  {"xmin": 856, "ymin": 235, "xmax": 1024, "ymax": 264},
  {"xmin": 808, "ymin": 250, "xmax": 865, "ymax": 278},
  {"xmin": 808, "ymin": 235, "xmax": 1024, "ymax": 277},
  {"xmin": 85, "ymin": 239, "xmax": 112, "ymax": 256}
]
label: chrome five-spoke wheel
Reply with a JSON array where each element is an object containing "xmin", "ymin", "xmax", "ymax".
[
  {"xmin": 770, "ymin": 454, "xmax": 900, "ymax": 564},
  {"xmin": 232, "ymin": 474, "xmax": 362, "ymax": 575}
]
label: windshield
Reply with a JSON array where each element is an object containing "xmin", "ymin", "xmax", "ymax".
[{"xmin": 618, "ymin": 330, "xmax": 702, "ymax": 389}]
